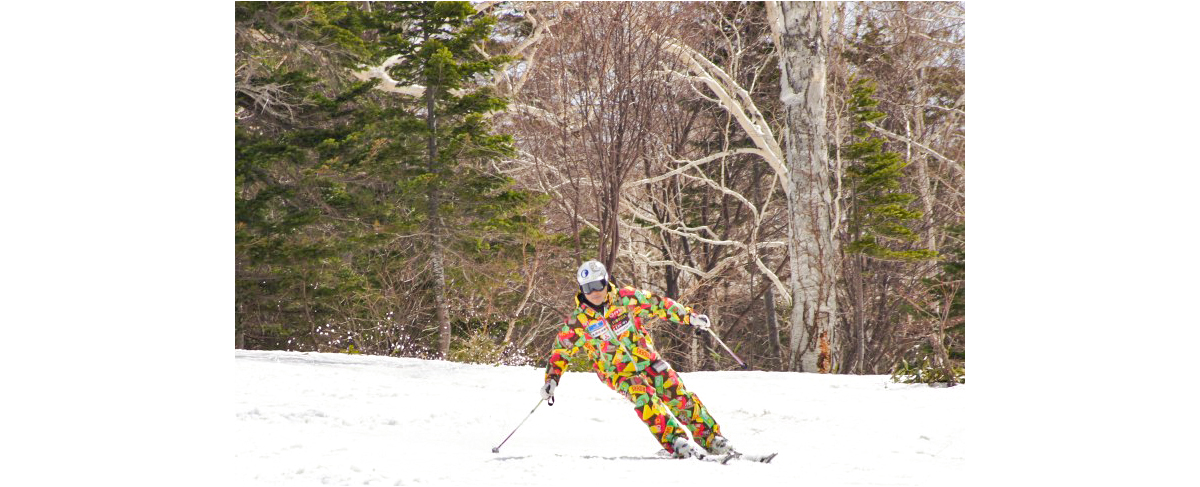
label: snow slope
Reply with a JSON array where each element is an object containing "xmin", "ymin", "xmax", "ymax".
[{"xmin": 234, "ymin": 350, "xmax": 964, "ymax": 486}]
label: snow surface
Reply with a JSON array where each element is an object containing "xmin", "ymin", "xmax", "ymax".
[{"xmin": 235, "ymin": 350, "xmax": 964, "ymax": 486}]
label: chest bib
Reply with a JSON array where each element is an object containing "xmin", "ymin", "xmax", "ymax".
[{"xmin": 583, "ymin": 308, "xmax": 633, "ymax": 341}]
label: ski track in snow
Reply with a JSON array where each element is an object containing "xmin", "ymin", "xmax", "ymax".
[{"xmin": 235, "ymin": 350, "xmax": 964, "ymax": 486}]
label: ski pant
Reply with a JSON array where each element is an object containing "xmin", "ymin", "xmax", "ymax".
[{"xmin": 601, "ymin": 360, "xmax": 723, "ymax": 454}]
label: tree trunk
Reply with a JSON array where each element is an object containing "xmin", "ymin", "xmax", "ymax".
[
  {"xmin": 504, "ymin": 250, "xmax": 539, "ymax": 346},
  {"xmin": 851, "ymin": 255, "xmax": 866, "ymax": 374},
  {"xmin": 907, "ymin": 108, "xmax": 938, "ymax": 258},
  {"xmin": 664, "ymin": 256, "xmax": 678, "ymax": 299},
  {"xmin": 689, "ymin": 332, "xmax": 701, "ymax": 372},
  {"xmin": 426, "ymin": 71, "xmax": 452, "ymax": 360},
  {"xmin": 431, "ymin": 245, "xmax": 451, "ymax": 359},
  {"xmin": 774, "ymin": 1, "xmax": 839, "ymax": 373},
  {"xmin": 763, "ymin": 278, "xmax": 783, "ymax": 367}
]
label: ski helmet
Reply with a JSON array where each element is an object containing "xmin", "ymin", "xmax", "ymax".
[{"xmin": 576, "ymin": 260, "xmax": 608, "ymax": 293}]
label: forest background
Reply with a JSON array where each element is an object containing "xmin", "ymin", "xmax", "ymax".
[
  {"xmin": 233, "ymin": 1, "xmax": 964, "ymax": 380},
  {"xmin": 7, "ymin": 2, "xmax": 1200, "ymax": 485}
]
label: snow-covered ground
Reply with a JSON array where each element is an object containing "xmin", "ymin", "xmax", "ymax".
[{"xmin": 234, "ymin": 349, "xmax": 964, "ymax": 486}]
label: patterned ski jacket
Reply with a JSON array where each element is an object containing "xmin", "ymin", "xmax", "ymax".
[{"xmin": 544, "ymin": 283, "xmax": 698, "ymax": 387}]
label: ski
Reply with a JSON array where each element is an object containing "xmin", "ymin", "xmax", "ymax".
[
  {"xmin": 579, "ymin": 454, "xmax": 678, "ymax": 461},
  {"xmin": 493, "ymin": 451, "xmax": 779, "ymax": 465},
  {"xmin": 726, "ymin": 451, "xmax": 778, "ymax": 463},
  {"xmin": 654, "ymin": 449, "xmax": 778, "ymax": 464},
  {"xmin": 698, "ymin": 453, "xmax": 738, "ymax": 464},
  {"xmin": 693, "ymin": 452, "xmax": 778, "ymax": 464}
]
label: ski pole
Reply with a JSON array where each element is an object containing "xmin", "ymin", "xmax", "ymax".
[
  {"xmin": 491, "ymin": 398, "xmax": 545, "ymax": 453},
  {"xmin": 705, "ymin": 328, "xmax": 749, "ymax": 369}
]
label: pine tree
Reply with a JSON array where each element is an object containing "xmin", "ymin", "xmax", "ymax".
[
  {"xmin": 235, "ymin": 2, "xmax": 545, "ymax": 359},
  {"xmin": 841, "ymin": 78, "xmax": 936, "ymax": 263},
  {"xmin": 235, "ymin": 2, "xmax": 387, "ymax": 351},
  {"xmin": 838, "ymin": 77, "xmax": 937, "ymax": 374},
  {"xmin": 368, "ymin": 2, "xmax": 520, "ymax": 359}
]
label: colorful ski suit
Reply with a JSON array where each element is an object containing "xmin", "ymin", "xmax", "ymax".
[{"xmin": 543, "ymin": 283, "xmax": 723, "ymax": 454}]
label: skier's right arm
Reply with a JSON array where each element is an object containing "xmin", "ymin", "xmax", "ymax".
[{"xmin": 543, "ymin": 324, "xmax": 582, "ymax": 386}]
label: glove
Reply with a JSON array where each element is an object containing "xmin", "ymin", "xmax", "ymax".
[
  {"xmin": 690, "ymin": 313, "xmax": 711, "ymax": 331},
  {"xmin": 540, "ymin": 379, "xmax": 557, "ymax": 401}
]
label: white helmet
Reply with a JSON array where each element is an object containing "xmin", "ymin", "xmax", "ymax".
[{"xmin": 576, "ymin": 260, "xmax": 609, "ymax": 293}]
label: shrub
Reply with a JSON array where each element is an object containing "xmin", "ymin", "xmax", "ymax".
[
  {"xmin": 890, "ymin": 356, "xmax": 965, "ymax": 386},
  {"xmin": 449, "ymin": 330, "xmax": 536, "ymax": 366}
]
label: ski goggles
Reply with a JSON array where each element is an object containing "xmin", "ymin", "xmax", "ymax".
[{"xmin": 580, "ymin": 279, "xmax": 608, "ymax": 294}]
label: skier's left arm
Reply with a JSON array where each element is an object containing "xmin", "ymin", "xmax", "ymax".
[{"xmin": 617, "ymin": 286, "xmax": 709, "ymax": 329}]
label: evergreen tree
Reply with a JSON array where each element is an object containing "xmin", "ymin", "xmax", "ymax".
[
  {"xmin": 370, "ymin": 2, "xmax": 521, "ymax": 359},
  {"xmin": 235, "ymin": 2, "xmax": 546, "ymax": 359},
  {"xmin": 235, "ymin": 1, "xmax": 387, "ymax": 351},
  {"xmin": 838, "ymin": 77, "xmax": 937, "ymax": 374},
  {"xmin": 841, "ymin": 78, "xmax": 936, "ymax": 263}
]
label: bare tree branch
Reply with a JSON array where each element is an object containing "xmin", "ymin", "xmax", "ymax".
[
  {"xmin": 626, "ymin": 148, "xmax": 769, "ymax": 189},
  {"xmin": 654, "ymin": 34, "xmax": 790, "ymax": 197},
  {"xmin": 865, "ymin": 121, "xmax": 963, "ymax": 177}
]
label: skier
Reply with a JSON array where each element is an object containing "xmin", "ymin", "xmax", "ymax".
[{"xmin": 539, "ymin": 260, "xmax": 734, "ymax": 459}]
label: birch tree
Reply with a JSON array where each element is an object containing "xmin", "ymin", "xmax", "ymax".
[{"xmin": 768, "ymin": 1, "xmax": 840, "ymax": 372}]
